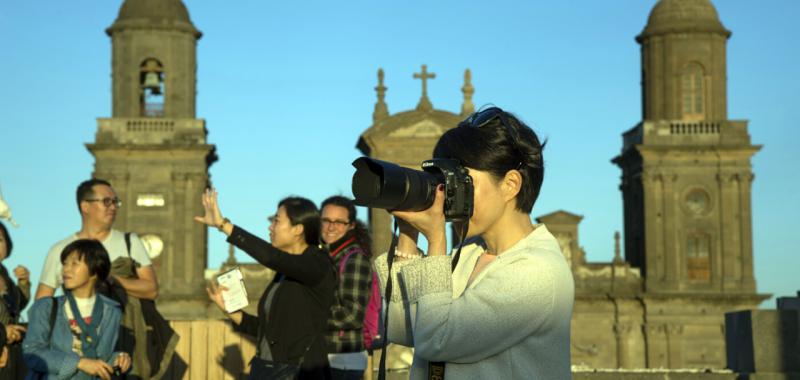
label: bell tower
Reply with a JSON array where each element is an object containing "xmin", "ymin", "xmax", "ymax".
[
  {"xmin": 86, "ymin": 0, "xmax": 216, "ymax": 318},
  {"xmin": 614, "ymin": 0, "xmax": 761, "ymax": 295}
]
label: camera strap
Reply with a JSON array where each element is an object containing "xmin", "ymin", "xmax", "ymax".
[
  {"xmin": 377, "ymin": 220, "xmax": 400, "ymax": 380},
  {"xmin": 428, "ymin": 222, "xmax": 469, "ymax": 380},
  {"xmin": 378, "ymin": 220, "xmax": 470, "ymax": 380}
]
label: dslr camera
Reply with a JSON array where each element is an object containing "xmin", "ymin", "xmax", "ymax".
[{"xmin": 351, "ymin": 157, "xmax": 474, "ymax": 222}]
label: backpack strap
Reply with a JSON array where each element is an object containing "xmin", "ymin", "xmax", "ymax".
[
  {"xmin": 337, "ymin": 245, "xmax": 363, "ymax": 277},
  {"xmin": 48, "ymin": 297, "xmax": 58, "ymax": 342},
  {"xmin": 124, "ymin": 232, "xmax": 132, "ymax": 258}
]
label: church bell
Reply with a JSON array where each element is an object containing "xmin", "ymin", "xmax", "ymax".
[{"xmin": 143, "ymin": 72, "xmax": 162, "ymax": 95}]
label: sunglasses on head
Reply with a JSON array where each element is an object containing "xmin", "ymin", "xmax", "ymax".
[{"xmin": 463, "ymin": 107, "xmax": 525, "ymax": 170}]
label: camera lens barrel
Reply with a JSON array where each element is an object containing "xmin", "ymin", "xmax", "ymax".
[{"xmin": 352, "ymin": 157, "xmax": 438, "ymax": 211}]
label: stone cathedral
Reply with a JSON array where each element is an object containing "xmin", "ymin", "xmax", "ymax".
[{"xmin": 84, "ymin": 0, "xmax": 768, "ymax": 373}]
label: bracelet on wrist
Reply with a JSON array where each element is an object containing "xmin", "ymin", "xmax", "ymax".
[{"xmin": 217, "ymin": 217, "xmax": 231, "ymax": 232}]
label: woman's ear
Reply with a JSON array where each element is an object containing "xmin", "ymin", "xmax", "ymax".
[
  {"xmin": 502, "ymin": 170, "xmax": 523, "ymax": 203},
  {"xmin": 292, "ymin": 224, "xmax": 305, "ymax": 240}
]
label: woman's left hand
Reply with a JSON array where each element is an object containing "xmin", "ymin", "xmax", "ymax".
[
  {"xmin": 114, "ymin": 352, "xmax": 132, "ymax": 373},
  {"xmin": 391, "ymin": 184, "xmax": 448, "ymax": 254}
]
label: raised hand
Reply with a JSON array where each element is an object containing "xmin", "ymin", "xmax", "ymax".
[
  {"xmin": 193, "ymin": 188, "xmax": 225, "ymax": 228},
  {"xmin": 14, "ymin": 265, "xmax": 29, "ymax": 284}
]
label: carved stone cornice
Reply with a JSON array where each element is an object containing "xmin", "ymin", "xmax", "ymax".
[
  {"xmin": 641, "ymin": 168, "xmax": 678, "ymax": 184},
  {"xmin": 614, "ymin": 322, "xmax": 635, "ymax": 336},
  {"xmin": 171, "ymin": 172, "xmax": 189, "ymax": 181},
  {"xmin": 643, "ymin": 323, "xmax": 665, "ymax": 335},
  {"xmin": 665, "ymin": 323, "xmax": 684, "ymax": 336},
  {"xmin": 572, "ymin": 342, "xmax": 600, "ymax": 357},
  {"xmin": 716, "ymin": 172, "xmax": 739, "ymax": 184},
  {"xmin": 95, "ymin": 172, "xmax": 131, "ymax": 182}
]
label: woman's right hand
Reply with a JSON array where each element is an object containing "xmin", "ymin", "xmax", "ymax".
[
  {"xmin": 77, "ymin": 358, "xmax": 114, "ymax": 380},
  {"xmin": 391, "ymin": 185, "xmax": 448, "ymax": 256}
]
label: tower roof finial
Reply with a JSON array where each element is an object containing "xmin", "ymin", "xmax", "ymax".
[
  {"xmin": 373, "ymin": 68, "xmax": 389, "ymax": 123},
  {"xmin": 413, "ymin": 64, "xmax": 435, "ymax": 112},
  {"xmin": 460, "ymin": 68, "xmax": 475, "ymax": 117}
]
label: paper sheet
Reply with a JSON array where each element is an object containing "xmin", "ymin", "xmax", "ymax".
[{"xmin": 216, "ymin": 267, "xmax": 249, "ymax": 313}]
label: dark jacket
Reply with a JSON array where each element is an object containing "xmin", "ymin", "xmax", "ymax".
[
  {"xmin": 0, "ymin": 263, "xmax": 30, "ymax": 379},
  {"xmin": 227, "ymin": 226, "xmax": 336, "ymax": 378}
]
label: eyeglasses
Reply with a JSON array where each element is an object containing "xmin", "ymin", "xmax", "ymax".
[
  {"xmin": 463, "ymin": 107, "xmax": 525, "ymax": 170},
  {"xmin": 84, "ymin": 197, "xmax": 122, "ymax": 208},
  {"xmin": 321, "ymin": 218, "xmax": 350, "ymax": 228}
]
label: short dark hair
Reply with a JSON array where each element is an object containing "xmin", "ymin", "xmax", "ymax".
[
  {"xmin": 278, "ymin": 197, "xmax": 321, "ymax": 247},
  {"xmin": 60, "ymin": 239, "xmax": 111, "ymax": 282},
  {"xmin": 321, "ymin": 195, "xmax": 372, "ymax": 256},
  {"xmin": 76, "ymin": 178, "xmax": 113, "ymax": 212},
  {"xmin": 433, "ymin": 107, "xmax": 545, "ymax": 213},
  {"xmin": 0, "ymin": 221, "xmax": 12, "ymax": 258}
]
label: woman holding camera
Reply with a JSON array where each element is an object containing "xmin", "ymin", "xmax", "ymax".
[
  {"xmin": 197, "ymin": 190, "xmax": 336, "ymax": 380},
  {"xmin": 375, "ymin": 107, "xmax": 574, "ymax": 379}
]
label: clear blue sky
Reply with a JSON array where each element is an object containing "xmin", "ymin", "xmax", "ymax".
[{"xmin": 0, "ymin": 1, "xmax": 797, "ymax": 306}]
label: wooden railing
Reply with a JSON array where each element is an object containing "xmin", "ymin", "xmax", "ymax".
[
  {"xmin": 163, "ymin": 320, "xmax": 257, "ymax": 380},
  {"xmin": 162, "ymin": 320, "xmax": 411, "ymax": 379}
]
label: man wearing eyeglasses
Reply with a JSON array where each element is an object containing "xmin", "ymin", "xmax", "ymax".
[{"xmin": 35, "ymin": 179, "xmax": 157, "ymax": 301}]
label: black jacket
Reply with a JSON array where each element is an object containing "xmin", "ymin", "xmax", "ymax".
[{"xmin": 227, "ymin": 226, "xmax": 336, "ymax": 378}]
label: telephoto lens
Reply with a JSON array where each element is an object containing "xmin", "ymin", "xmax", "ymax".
[
  {"xmin": 351, "ymin": 157, "xmax": 438, "ymax": 211},
  {"xmin": 351, "ymin": 157, "xmax": 474, "ymax": 222}
]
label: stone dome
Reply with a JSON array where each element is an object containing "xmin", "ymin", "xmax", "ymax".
[
  {"xmin": 107, "ymin": 0, "xmax": 201, "ymax": 37},
  {"xmin": 357, "ymin": 109, "xmax": 462, "ymax": 157},
  {"xmin": 638, "ymin": 0, "xmax": 729, "ymax": 41}
]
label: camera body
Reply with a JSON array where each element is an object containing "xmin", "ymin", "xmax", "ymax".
[
  {"xmin": 351, "ymin": 157, "xmax": 474, "ymax": 222},
  {"xmin": 421, "ymin": 159, "xmax": 473, "ymax": 222}
]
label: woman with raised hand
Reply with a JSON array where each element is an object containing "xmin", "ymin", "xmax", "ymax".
[
  {"xmin": 375, "ymin": 107, "xmax": 574, "ymax": 380},
  {"xmin": 196, "ymin": 189, "xmax": 336, "ymax": 380}
]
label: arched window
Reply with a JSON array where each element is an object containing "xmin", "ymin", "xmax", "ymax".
[
  {"xmin": 686, "ymin": 232, "xmax": 710, "ymax": 281},
  {"xmin": 681, "ymin": 63, "xmax": 705, "ymax": 120},
  {"xmin": 140, "ymin": 59, "xmax": 165, "ymax": 117}
]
